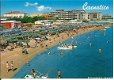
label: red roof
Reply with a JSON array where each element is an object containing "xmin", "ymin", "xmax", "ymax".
[{"xmin": 5, "ymin": 12, "xmax": 26, "ymax": 14}]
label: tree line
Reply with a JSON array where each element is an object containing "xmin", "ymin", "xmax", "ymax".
[{"xmin": 7, "ymin": 16, "xmax": 55, "ymax": 23}]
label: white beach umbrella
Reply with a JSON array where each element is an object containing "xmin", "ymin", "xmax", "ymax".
[
  {"xmin": 22, "ymin": 42, "xmax": 27, "ymax": 46},
  {"xmin": 35, "ymin": 38, "xmax": 41, "ymax": 40}
]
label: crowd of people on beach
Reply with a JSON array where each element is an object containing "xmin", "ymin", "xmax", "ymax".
[{"xmin": 1, "ymin": 23, "xmax": 112, "ymax": 53}]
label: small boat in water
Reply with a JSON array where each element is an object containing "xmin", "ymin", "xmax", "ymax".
[
  {"xmin": 105, "ymin": 27, "xmax": 110, "ymax": 29},
  {"xmin": 25, "ymin": 74, "xmax": 48, "ymax": 79},
  {"xmin": 58, "ymin": 45, "xmax": 77, "ymax": 50}
]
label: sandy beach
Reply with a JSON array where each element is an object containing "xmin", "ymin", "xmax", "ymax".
[{"xmin": 0, "ymin": 24, "xmax": 112, "ymax": 78}]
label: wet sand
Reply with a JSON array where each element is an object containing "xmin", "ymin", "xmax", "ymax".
[{"xmin": 0, "ymin": 24, "xmax": 112, "ymax": 78}]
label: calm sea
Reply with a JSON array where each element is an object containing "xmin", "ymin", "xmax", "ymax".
[{"xmin": 13, "ymin": 27, "xmax": 113, "ymax": 78}]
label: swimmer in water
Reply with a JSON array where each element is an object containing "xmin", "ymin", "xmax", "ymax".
[
  {"xmin": 89, "ymin": 42, "xmax": 92, "ymax": 47},
  {"xmin": 99, "ymin": 48, "xmax": 102, "ymax": 54},
  {"xmin": 72, "ymin": 37, "xmax": 73, "ymax": 39},
  {"xmin": 58, "ymin": 69, "xmax": 61, "ymax": 78},
  {"xmin": 107, "ymin": 40, "xmax": 110, "ymax": 43},
  {"xmin": 31, "ymin": 69, "xmax": 37, "ymax": 78},
  {"xmin": 48, "ymin": 52, "xmax": 50, "ymax": 55}
]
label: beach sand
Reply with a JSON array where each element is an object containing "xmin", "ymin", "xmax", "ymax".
[{"xmin": 0, "ymin": 24, "xmax": 112, "ymax": 78}]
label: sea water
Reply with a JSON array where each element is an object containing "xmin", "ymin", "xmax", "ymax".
[{"xmin": 13, "ymin": 27, "xmax": 113, "ymax": 78}]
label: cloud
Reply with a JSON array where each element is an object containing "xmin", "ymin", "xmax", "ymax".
[
  {"xmin": 37, "ymin": 5, "xmax": 52, "ymax": 11},
  {"xmin": 25, "ymin": 2, "xmax": 38, "ymax": 7},
  {"xmin": 25, "ymin": 2, "xmax": 52, "ymax": 11}
]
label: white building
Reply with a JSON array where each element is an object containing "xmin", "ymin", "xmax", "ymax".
[
  {"xmin": 53, "ymin": 20, "xmax": 64, "ymax": 25},
  {"xmin": 35, "ymin": 21, "xmax": 44, "ymax": 25},
  {"xmin": 48, "ymin": 10, "xmax": 85, "ymax": 20},
  {"xmin": 69, "ymin": 19, "xmax": 82, "ymax": 24},
  {"xmin": 88, "ymin": 12, "xmax": 102, "ymax": 21},
  {"xmin": 83, "ymin": 13, "xmax": 89, "ymax": 20},
  {"xmin": 35, "ymin": 20, "xmax": 53, "ymax": 26},
  {"xmin": 3, "ymin": 11, "xmax": 27, "ymax": 18}
]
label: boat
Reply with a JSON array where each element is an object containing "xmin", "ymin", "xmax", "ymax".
[
  {"xmin": 105, "ymin": 27, "xmax": 110, "ymax": 29},
  {"xmin": 25, "ymin": 74, "xmax": 48, "ymax": 79},
  {"xmin": 58, "ymin": 45, "xmax": 77, "ymax": 50}
]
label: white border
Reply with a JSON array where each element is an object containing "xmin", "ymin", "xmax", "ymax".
[{"xmin": 1, "ymin": 0, "xmax": 114, "ymax": 80}]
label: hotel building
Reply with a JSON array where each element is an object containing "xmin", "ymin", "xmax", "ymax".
[
  {"xmin": 30, "ymin": 14, "xmax": 48, "ymax": 19},
  {"xmin": 83, "ymin": 13, "xmax": 89, "ymax": 20},
  {"xmin": 102, "ymin": 15, "xmax": 112, "ymax": 19},
  {"xmin": 30, "ymin": 14, "xmax": 39, "ymax": 17},
  {"xmin": 3, "ymin": 11, "xmax": 27, "ymax": 18},
  {"xmin": 88, "ymin": 12, "xmax": 102, "ymax": 21},
  {"xmin": 48, "ymin": 10, "xmax": 85, "ymax": 20}
]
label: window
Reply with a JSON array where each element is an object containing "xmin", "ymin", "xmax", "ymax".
[{"xmin": 93, "ymin": 14, "xmax": 97, "ymax": 18}]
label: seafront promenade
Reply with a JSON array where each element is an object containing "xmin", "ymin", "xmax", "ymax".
[{"xmin": 0, "ymin": 23, "xmax": 113, "ymax": 78}]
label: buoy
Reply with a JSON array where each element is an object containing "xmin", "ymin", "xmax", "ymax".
[{"xmin": 99, "ymin": 48, "xmax": 102, "ymax": 53}]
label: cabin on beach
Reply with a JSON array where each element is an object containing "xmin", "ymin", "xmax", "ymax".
[
  {"xmin": 69, "ymin": 19, "xmax": 82, "ymax": 24},
  {"xmin": 35, "ymin": 20, "xmax": 53, "ymax": 27},
  {"xmin": 0, "ymin": 20, "xmax": 21, "ymax": 29}
]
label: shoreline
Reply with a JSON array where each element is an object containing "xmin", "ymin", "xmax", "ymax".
[{"xmin": 1, "ymin": 24, "xmax": 113, "ymax": 78}]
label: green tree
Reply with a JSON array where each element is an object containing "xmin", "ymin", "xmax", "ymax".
[{"xmin": 6, "ymin": 16, "xmax": 47, "ymax": 23}]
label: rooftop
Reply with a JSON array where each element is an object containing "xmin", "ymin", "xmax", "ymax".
[
  {"xmin": 88, "ymin": 12, "xmax": 101, "ymax": 14},
  {"xmin": 5, "ymin": 11, "xmax": 26, "ymax": 14}
]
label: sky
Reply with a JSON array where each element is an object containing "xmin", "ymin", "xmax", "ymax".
[{"xmin": 1, "ymin": 0, "xmax": 113, "ymax": 16}]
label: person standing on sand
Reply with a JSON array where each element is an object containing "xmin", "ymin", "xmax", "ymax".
[
  {"xmin": 25, "ymin": 48, "xmax": 28, "ymax": 54},
  {"xmin": 6, "ymin": 61, "xmax": 10, "ymax": 72},
  {"xmin": 22, "ymin": 47, "xmax": 25, "ymax": 54},
  {"xmin": 11, "ymin": 61, "xmax": 14, "ymax": 70},
  {"xmin": 46, "ymin": 44, "xmax": 48, "ymax": 47}
]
